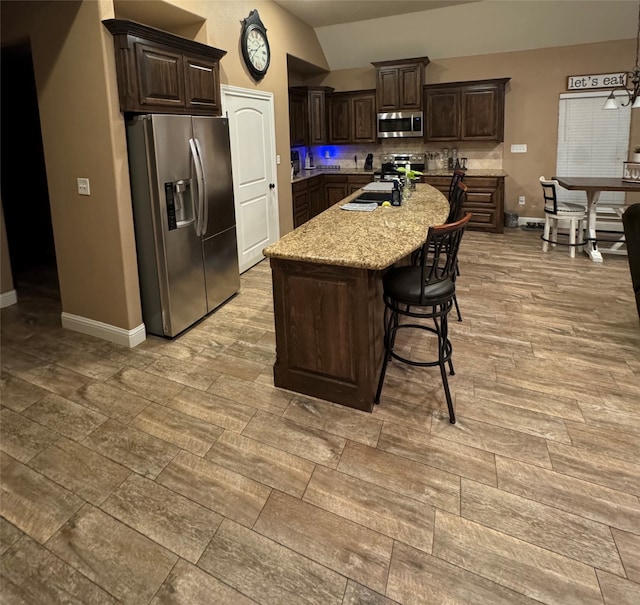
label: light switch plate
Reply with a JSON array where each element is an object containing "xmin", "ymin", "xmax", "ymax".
[{"xmin": 511, "ymin": 144, "xmax": 527, "ymax": 153}]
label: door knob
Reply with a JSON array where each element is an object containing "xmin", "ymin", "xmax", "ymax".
[{"xmin": 269, "ymin": 183, "xmax": 275, "ymax": 189}]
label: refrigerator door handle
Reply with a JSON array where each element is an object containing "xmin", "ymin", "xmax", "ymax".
[
  {"xmin": 189, "ymin": 137, "xmax": 205, "ymax": 236},
  {"xmin": 194, "ymin": 138, "xmax": 209, "ymax": 236}
]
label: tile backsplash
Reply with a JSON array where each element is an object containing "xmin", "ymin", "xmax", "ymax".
[{"xmin": 292, "ymin": 141, "xmax": 503, "ymax": 171}]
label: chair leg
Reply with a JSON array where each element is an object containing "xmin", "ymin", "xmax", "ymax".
[
  {"xmin": 542, "ymin": 215, "xmax": 551, "ymax": 252},
  {"xmin": 436, "ymin": 311, "xmax": 456, "ymax": 424},
  {"xmin": 551, "ymin": 219, "xmax": 558, "ymax": 248},
  {"xmin": 453, "ymin": 294, "xmax": 462, "ymax": 322},
  {"xmin": 578, "ymin": 219, "xmax": 585, "ymax": 250},
  {"xmin": 374, "ymin": 308, "xmax": 395, "ymax": 404},
  {"xmin": 569, "ymin": 218, "xmax": 576, "ymax": 258}
]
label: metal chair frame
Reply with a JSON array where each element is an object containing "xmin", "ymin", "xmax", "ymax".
[{"xmin": 375, "ymin": 213, "xmax": 472, "ymax": 424}]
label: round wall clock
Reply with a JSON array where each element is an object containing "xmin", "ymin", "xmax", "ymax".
[{"xmin": 241, "ymin": 9, "xmax": 271, "ymax": 81}]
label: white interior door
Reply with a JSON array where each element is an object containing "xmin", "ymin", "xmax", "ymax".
[{"xmin": 221, "ymin": 86, "xmax": 279, "ymax": 273}]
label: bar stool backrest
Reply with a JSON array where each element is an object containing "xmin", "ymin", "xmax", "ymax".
[
  {"xmin": 417, "ymin": 213, "xmax": 472, "ymax": 305},
  {"xmin": 448, "ymin": 169, "xmax": 466, "ymax": 201},
  {"xmin": 447, "ymin": 182, "xmax": 467, "ymax": 224},
  {"xmin": 540, "ymin": 177, "xmax": 560, "ymax": 214}
]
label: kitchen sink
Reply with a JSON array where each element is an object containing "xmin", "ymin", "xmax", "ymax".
[{"xmin": 353, "ymin": 191, "xmax": 394, "ymax": 204}]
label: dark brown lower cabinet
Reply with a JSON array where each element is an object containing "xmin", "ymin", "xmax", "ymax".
[
  {"xmin": 347, "ymin": 174, "xmax": 375, "ymax": 194},
  {"xmin": 422, "ymin": 175, "xmax": 505, "ymax": 233},
  {"xmin": 271, "ymin": 258, "xmax": 385, "ymax": 412},
  {"xmin": 308, "ymin": 178, "xmax": 324, "ymax": 218},
  {"xmin": 293, "ymin": 174, "xmax": 374, "ymax": 229},
  {"xmin": 324, "ymin": 175, "xmax": 349, "ymax": 208},
  {"xmin": 292, "ymin": 181, "xmax": 310, "ymax": 228}
]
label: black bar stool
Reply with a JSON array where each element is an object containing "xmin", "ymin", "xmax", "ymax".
[{"xmin": 375, "ymin": 213, "xmax": 472, "ymax": 424}]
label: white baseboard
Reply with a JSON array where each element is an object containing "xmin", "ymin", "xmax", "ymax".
[
  {"xmin": 61, "ymin": 312, "xmax": 146, "ymax": 348},
  {"xmin": 0, "ymin": 289, "xmax": 18, "ymax": 308}
]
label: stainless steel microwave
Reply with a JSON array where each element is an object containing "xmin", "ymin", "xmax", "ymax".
[{"xmin": 376, "ymin": 111, "xmax": 423, "ymax": 138}]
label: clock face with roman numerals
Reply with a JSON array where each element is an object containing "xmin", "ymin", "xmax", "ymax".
[{"xmin": 241, "ymin": 10, "xmax": 270, "ymax": 81}]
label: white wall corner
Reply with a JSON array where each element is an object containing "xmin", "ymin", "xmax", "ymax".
[
  {"xmin": 0, "ymin": 289, "xmax": 18, "ymax": 308},
  {"xmin": 61, "ymin": 312, "xmax": 146, "ymax": 348}
]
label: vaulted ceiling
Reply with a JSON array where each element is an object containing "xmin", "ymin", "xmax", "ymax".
[{"xmin": 273, "ymin": 0, "xmax": 637, "ymax": 71}]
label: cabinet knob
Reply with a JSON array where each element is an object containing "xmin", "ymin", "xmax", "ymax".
[{"xmin": 269, "ymin": 183, "xmax": 275, "ymax": 189}]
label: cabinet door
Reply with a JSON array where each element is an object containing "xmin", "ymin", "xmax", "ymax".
[
  {"xmin": 327, "ymin": 96, "xmax": 352, "ymax": 144},
  {"xmin": 324, "ymin": 178, "xmax": 348, "ymax": 207},
  {"xmin": 376, "ymin": 67, "xmax": 400, "ymax": 112},
  {"xmin": 464, "ymin": 177, "xmax": 503, "ymax": 233},
  {"xmin": 307, "ymin": 90, "xmax": 327, "ymax": 145},
  {"xmin": 422, "ymin": 177, "xmax": 450, "ymax": 198},
  {"xmin": 425, "ymin": 88, "xmax": 460, "ymax": 141},
  {"xmin": 184, "ymin": 57, "xmax": 220, "ymax": 114},
  {"xmin": 398, "ymin": 64, "xmax": 421, "ymax": 109},
  {"xmin": 461, "ymin": 85, "xmax": 501, "ymax": 141},
  {"xmin": 347, "ymin": 175, "xmax": 374, "ymax": 194},
  {"xmin": 135, "ymin": 42, "xmax": 185, "ymax": 109},
  {"xmin": 292, "ymin": 182, "xmax": 309, "ymax": 228},
  {"xmin": 308, "ymin": 178, "xmax": 324, "ymax": 218},
  {"xmin": 352, "ymin": 93, "xmax": 376, "ymax": 143},
  {"xmin": 289, "ymin": 90, "xmax": 308, "ymax": 147}
]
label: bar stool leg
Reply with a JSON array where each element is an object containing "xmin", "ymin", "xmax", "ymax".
[
  {"xmin": 375, "ymin": 307, "xmax": 395, "ymax": 404},
  {"xmin": 542, "ymin": 215, "xmax": 551, "ymax": 252},
  {"xmin": 436, "ymin": 311, "xmax": 456, "ymax": 424},
  {"xmin": 569, "ymin": 218, "xmax": 576, "ymax": 258},
  {"xmin": 453, "ymin": 295, "xmax": 462, "ymax": 322},
  {"xmin": 578, "ymin": 219, "xmax": 585, "ymax": 251},
  {"xmin": 551, "ymin": 219, "xmax": 558, "ymax": 248}
]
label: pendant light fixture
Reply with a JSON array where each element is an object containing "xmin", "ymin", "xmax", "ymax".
[{"xmin": 604, "ymin": 0, "xmax": 640, "ymax": 109}]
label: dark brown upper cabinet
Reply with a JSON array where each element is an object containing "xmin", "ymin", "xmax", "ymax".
[
  {"xmin": 327, "ymin": 90, "xmax": 376, "ymax": 144},
  {"xmin": 424, "ymin": 78, "xmax": 510, "ymax": 142},
  {"xmin": 372, "ymin": 57, "xmax": 430, "ymax": 112},
  {"xmin": 103, "ymin": 19, "xmax": 226, "ymax": 115},
  {"xmin": 289, "ymin": 86, "xmax": 334, "ymax": 147}
]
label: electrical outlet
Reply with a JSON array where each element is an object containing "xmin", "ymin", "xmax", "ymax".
[
  {"xmin": 276, "ymin": 155, "xmax": 281, "ymax": 165},
  {"xmin": 518, "ymin": 196, "xmax": 526, "ymax": 205},
  {"xmin": 511, "ymin": 144, "xmax": 527, "ymax": 153},
  {"xmin": 77, "ymin": 178, "xmax": 90, "ymax": 196}
]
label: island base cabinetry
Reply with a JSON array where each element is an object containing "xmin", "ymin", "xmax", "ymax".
[{"xmin": 271, "ymin": 258, "xmax": 385, "ymax": 412}]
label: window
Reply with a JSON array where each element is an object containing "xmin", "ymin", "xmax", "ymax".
[{"xmin": 556, "ymin": 91, "xmax": 631, "ymax": 206}]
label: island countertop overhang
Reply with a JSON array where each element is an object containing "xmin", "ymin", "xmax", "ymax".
[{"xmin": 263, "ymin": 183, "xmax": 450, "ymax": 271}]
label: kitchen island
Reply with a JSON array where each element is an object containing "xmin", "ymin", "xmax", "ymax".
[{"xmin": 263, "ymin": 183, "xmax": 449, "ymax": 412}]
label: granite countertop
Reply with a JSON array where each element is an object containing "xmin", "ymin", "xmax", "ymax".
[
  {"xmin": 291, "ymin": 168, "xmax": 507, "ymax": 183},
  {"xmin": 264, "ymin": 183, "xmax": 450, "ymax": 270}
]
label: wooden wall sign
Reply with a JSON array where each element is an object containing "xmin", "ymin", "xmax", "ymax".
[{"xmin": 567, "ymin": 73, "xmax": 627, "ymax": 90}]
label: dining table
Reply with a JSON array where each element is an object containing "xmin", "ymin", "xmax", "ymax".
[{"xmin": 553, "ymin": 176, "xmax": 640, "ymax": 262}]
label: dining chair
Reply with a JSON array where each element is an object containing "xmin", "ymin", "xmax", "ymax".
[
  {"xmin": 539, "ymin": 177, "xmax": 587, "ymax": 258},
  {"xmin": 375, "ymin": 213, "xmax": 472, "ymax": 424}
]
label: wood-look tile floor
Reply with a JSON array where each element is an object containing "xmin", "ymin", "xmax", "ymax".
[{"xmin": 2, "ymin": 229, "xmax": 640, "ymax": 604}]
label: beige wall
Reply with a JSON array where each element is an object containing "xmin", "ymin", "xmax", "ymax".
[
  {"xmin": 0, "ymin": 0, "xmax": 635, "ymax": 332},
  {"xmin": 320, "ymin": 38, "xmax": 638, "ymax": 217},
  {"xmin": 0, "ymin": 0, "xmax": 327, "ymax": 328}
]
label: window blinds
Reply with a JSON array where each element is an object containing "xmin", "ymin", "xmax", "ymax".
[{"xmin": 556, "ymin": 91, "xmax": 631, "ymax": 205}]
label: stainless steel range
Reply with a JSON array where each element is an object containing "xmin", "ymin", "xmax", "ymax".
[{"xmin": 375, "ymin": 152, "xmax": 425, "ymax": 181}]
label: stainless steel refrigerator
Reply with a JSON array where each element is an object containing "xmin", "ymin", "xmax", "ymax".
[{"xmin": 126, "ymin": 114, "xmax": 240, "ymax": 337}]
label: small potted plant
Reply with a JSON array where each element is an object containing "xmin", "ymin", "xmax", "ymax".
[
  {"xmin": 633, "ymin": 146, "xmax": 640, "ymax": 162},
  {"xmin": 396, "ymin": 167, "xmax": 423, "ymax": 190}
]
